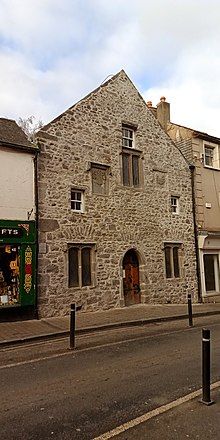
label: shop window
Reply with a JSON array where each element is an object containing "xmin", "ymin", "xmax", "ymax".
[
  {"xmin": 164, "ymin": 243, "xmax": 181, "ymax": 278},
  {"xmin": 0, "ymin": 244, "xmax": 20, "ymax": 306},
  {"xmin": 68, "ymin": 245, "xmax": 94, "ymax": 288},
  {"xmin": 203, "ymin": 254, "xmax": 220, "ymax": 293},
  {"xmin": 71, "ymin": 189, "xmax": 84, "ymax": 212},
  {"xmin": 91, "ymin": 163, "xmax": 109, "ymax": 195}
]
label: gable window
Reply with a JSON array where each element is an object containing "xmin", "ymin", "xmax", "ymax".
[
  {"xmin": 122, "ymin": 126, "xmax": 134, "ymax": 148},
  {"xmin": 164, "ymin": 243, "xmax": 181, "ymax": 278},
  {"xmin": 171, "ymin": 196, "xmax": 179, "ymax": 214},
  {"xmin": 204, "ymin": 142, "xmax": 220, "ymax": 169},
  {"xmin": 71, "ymin": 189, "xmax": 84, "ymax": 212},
  {"xmin": 91, "ymin": 163, "xmax": 109, "ymax": 195},
  {"xmin": 68, "ymin": 245, "xmax": 95, "ymax": 288}
]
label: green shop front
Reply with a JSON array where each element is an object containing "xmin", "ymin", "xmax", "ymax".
[{"xmin": 0, "ymin": 220, "xmax": 36, "ymax": 315}]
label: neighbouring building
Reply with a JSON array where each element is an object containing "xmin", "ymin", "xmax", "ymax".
[
  {"xmin": 36, "ymin": 70, "xmax": 198, "ymax": 318},
  {"xmin": 0, "ymin": 118, "xmax": 38, "ymax": 318},
  {"xmin": 150, "ymin": 97, "xmax": 220, "ymax": 302}
]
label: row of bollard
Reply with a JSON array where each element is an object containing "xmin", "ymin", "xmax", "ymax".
[{"xmin": 69, "ymin": 297, "xmax": 214, "ymax": 405}]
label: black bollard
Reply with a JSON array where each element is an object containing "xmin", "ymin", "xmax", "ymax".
[
  {"xmin": 188, "ymin": 293, "xmax": 193, "ymax": 327},
  {"xmin": 201, "ymin": 328, "xmax": 214, "ymax": 405},
  {"xmin": 70, "ymin": 303, "xmax": 76, "ymax": 350}
]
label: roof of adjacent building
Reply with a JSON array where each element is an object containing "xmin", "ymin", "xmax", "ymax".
[
  {"xmin": 169, "ymin": 121, "xmax": 220, "ymax": 144},
  {"xmin": 0, "ymin": 117, "xmax": 37, "ymax": 151}
]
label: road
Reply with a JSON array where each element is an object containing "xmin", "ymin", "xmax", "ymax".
[{"xmin": 1, "ymin": 316, "xmax": 220, "ymax": 439}]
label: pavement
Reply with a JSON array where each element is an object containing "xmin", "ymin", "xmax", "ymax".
[
  {"xmin": 1, "ymin": 302, "xmax": 220, "ymax": 347},
  {"xmin": 115, "ymin": 385, "xmax": 220, "ymax": 440}
]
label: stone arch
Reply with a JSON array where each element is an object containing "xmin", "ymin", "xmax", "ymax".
[{"xmin": 119, "ymin": 247, "xmax": 148, "ymax": 307}]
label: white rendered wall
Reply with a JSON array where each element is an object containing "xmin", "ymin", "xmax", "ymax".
[{"xmin": 0, "ymin": 148, "xmax": 35, "ymax": 220}]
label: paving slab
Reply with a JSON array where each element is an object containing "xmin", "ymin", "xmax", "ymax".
[{"xmin": 0, "ymin": 303, "xmax": 220, "ymax": 347}]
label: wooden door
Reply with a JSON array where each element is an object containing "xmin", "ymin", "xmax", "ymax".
[{"xmin": 123, "ymin": 250, "xmax": 141, "ymax": 306}]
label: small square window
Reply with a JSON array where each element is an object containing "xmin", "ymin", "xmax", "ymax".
[
  {"xmin": 122, "ymin": 126, "xmax": 134, "ymax": 148},
  {"xmin": 71, "ymin": 189, "xmax": 84, "ymax": 212},
  {"xmin": 171, "ymin": 196, "xmax": 179, "ymax": 214}
]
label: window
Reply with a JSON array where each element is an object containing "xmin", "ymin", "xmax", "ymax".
[
  {"xmin": 122, "ymin": 126, "xmax": 134, "ymax": 148},
  {"xmin": 171, "ymin": 196, "xmax": 179, "ymax": 214},
  {"xmin": 71, "ymin": 189, "xmax": 84, "ymax": 212},
  {"xmin": 203, "ymin": 254, "xmax": 220, "ymax": 293},
  {"xmin": 122, "ymin": 152, "xmax": 140, "ymax": 187},
  {"xmin": 164, "ymin": 243, "xmax": 181, "ymax": 278},
  {"xmin": 204, "ymin": 142, "xmax": 220, "ymax": 168},
  {"xmin": 91, "ymin": 163, "xmax": 109, "ymax": 195},
  {"xmin": 68, "ymin": 245, "xmax": 94, "ymax": 288},
  {"xmin": 121, "ymin": 124, "xmax": 141, "ymax": 188}
]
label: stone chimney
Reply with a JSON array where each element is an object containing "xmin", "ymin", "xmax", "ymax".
[{"xmin": 156, "ymin": 97, "xmax": 170, "ymax": 132}]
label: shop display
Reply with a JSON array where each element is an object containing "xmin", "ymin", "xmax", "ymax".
[{"xmin": 0, "ymin": 245, "xmax": 20, "ymax": 306}]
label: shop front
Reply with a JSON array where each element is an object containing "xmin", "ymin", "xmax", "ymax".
[
  {"xmin": 0, "ymin": 220, "xmax": 36, "ymax": 312},
  {"xmin": 199, "ymin": 233, "xmax": 220, "ymax": 301}
]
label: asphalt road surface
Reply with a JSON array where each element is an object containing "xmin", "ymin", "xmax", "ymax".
[{"xmin": 1, "ymin": 316, "xmax": 220, "ymax": 440}]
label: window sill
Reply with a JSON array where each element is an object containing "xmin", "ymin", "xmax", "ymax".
[
  {"xmin": 204, "ymin": 165, "xmax": 220, "ymax": 171},
  {"xmin": 203, "ymin": 291, "xmax": 220, "ymax": 296},
  {"xmin": 119, "ymin": 185, "xmax": 144, "ymax": 191},
  {"xmin": 121, "ymin": 146, "xmax": 142, "ymax": 154},
  {"xmin": 165, "ymin": 277, "xmax": 182, "ymax": 281},
  {"xmin": 68, "ymin": 284, "xmax": 96, "ymax": 290},
  {"xmin": 71, "ymin": 210, "xmax": 85, "ymax": 214}
]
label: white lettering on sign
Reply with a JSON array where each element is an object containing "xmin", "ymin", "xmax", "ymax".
[{"xmin": 0, "ymin": 228, "xmax": 21, "ymax": 237}]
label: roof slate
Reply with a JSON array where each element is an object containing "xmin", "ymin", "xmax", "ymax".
[{"xmin": 0, "ymin": 118, "xmax": 35, "ymax": 149}]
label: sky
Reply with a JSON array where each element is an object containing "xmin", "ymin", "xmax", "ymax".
[{"xmin": 0, "ymin": 0, "xmax": 220, "ymax": 135}]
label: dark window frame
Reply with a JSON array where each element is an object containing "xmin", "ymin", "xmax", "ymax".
[
  {"xmin": 164, "ymin": 243, "xmax": 181, "ymax": 279},
  {"xmin": 122, "ymin": 149, "xmax": 141, "ymax": 187},
  {"xmin": 68, "ymin": 244, "xmax": 95, "ymax": 288}
]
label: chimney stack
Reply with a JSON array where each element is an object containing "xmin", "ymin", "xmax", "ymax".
[{"xmin": 156, "ymin": 97, "xmax": 170, "ymax": 132}]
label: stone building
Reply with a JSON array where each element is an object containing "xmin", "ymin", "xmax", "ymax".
[
  {"xmin": 150, "ymin": 97, "xmax": 220, "ymax": 303},
  {"xmin": 36, "ymin": 70, "xmax": 198, "ymax": 317},
  {"xmin": 0, "ymin": 118, "xmax": 37, "ymax": 318}
]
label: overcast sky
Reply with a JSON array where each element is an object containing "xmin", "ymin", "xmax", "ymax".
[{"xmin": 0, "ymin": 0, "xmax": 219, "ymax": 135}]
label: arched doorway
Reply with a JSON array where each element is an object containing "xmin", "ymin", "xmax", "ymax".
[{"xmin": 123, "ymin": 249, "xmax": 141, "ymax": 306}]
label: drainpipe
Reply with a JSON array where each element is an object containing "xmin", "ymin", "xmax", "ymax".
[
  {"xmin": 189, "ymin": 164, "xmax": 202, "ymax": 303},
  {"xmin": 34, "ymin": 148, "xmax": 39, "ymax": 319}
]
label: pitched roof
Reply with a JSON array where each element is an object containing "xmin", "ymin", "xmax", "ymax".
[
  {"xmin": 0, "ymin": 118, "xmax": 36, "ymax": 150},
  {"xmin": 168, "ymin": 121, "xmax": 220, "ymax": 144}
]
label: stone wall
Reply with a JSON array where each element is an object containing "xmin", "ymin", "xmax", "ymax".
[{"xmin": 36, "ymin": 70, "xmax": 198, "ymax": 317}]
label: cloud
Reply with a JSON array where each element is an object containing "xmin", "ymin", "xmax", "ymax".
[
  {"xmin": 143, "ymin": 37, "xmax": 220, "ymax": 136},
  {"xmin": 0, "ymin": 0, "xmax": 219, "ymax": 136}
]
